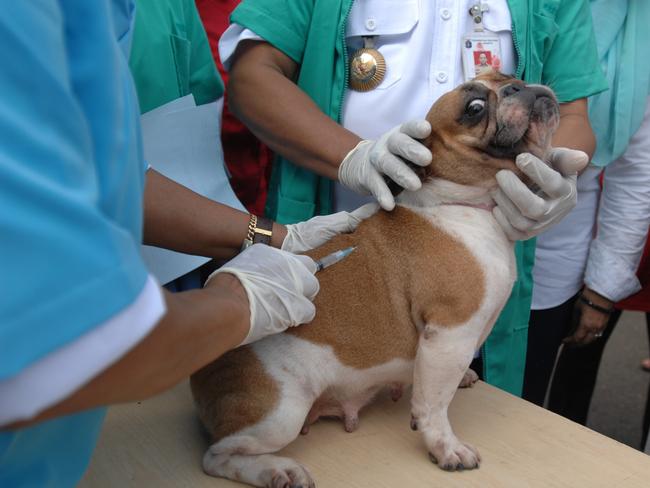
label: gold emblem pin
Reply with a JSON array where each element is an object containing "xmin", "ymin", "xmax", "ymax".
[{"xmin": 349, "ymin": 36, "xmax": 386, "ymax": 92}]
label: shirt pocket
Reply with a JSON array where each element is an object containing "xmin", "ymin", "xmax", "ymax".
[
  {"xmin": 345, "ymin": 0, "xmax": 419, "ymax": 90},
  {"xmin": 170, "ymin": 33, "xmax": 191, "ymax": 96}
]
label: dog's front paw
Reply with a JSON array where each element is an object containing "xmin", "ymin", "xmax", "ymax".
[{"xmin": 427, "ymin": 437, "xmax": 481, "ymax": 471}]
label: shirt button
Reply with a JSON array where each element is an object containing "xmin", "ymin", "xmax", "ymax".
[
  {"xmin": 436, "ymin": 71, "xmax": 449, "ymax": 83},
  {"xmin": 365, "ymin": 18, "xmax": 377, "ymax": 31},
  {"xmin": 440, "ymin": 8, "xmax": 452, "ymax": 20}
]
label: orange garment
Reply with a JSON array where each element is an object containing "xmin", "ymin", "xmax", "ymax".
[{"xmin": 195, "ymin": 0, "xmax": 272, "ymax": 215}]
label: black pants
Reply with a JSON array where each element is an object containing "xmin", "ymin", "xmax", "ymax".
[
  {"xmin": 546, "ymin": 309, "xmax": 622, "ymax": 424},
  {"xmin": 522, "ymin": 294, "xmax": 579, "ymax": 407},
  {"xmin": 550, "ymin": 310, "xmax": 650, "ymax": 450},
  {"xmin": 525, "ymin": 298, "xmax": 650, "ymax": 449}
]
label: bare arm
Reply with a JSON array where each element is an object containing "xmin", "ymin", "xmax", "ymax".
[
  {"xmin": 227, "ymin": 41, "xmax": 361, "ymax": 181},
  {"xmin": 143, "ymin": 169, "xmax": 286, "ymax": 259},
  {"xmin": 6, "ymin": 273, "xmax": 249, "ymax": 429},
  {"xmin": 552, "ymin": 98, "xmax": 596, "ymax": 160}
]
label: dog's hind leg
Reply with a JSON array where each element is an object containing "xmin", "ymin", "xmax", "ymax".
[
  {"xmin": 410, "ymin": 323, "xmax": 482, "ymax": 471},
  {"xmin": 204, "ymin": 452, "xmax": 315, "ymax": 488},
  {"xmin": 203, "ymin": 394, "xmax": 316, "ymax": 487},
  {"xmin": 458, "ymin": 368, "xmax": 479, "ymax": 388}
]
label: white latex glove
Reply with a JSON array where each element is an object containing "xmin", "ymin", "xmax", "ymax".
[
  {"xmin": 338, "ymin": 120, "xmax": 432, "ymax": 211},
  {"xmin": 281, "ymin": 203, "xmax": 379, "ymax": 253},
  {"xmin": 206, "ymin": 244, "xmax": 319, "ymax": 346},
  {"xmin": 491, "ymin": 147, "xmax": 589, "ymax": 241}
]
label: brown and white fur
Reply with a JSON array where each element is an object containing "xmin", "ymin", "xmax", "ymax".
[{"xmin": 190, "ymin": 72, "xmax": 560, "ymax": 487}]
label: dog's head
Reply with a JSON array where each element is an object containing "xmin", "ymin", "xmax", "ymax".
[{"xmin": 412, "ymin": 71, "xmax": 560, "ymax": 190}]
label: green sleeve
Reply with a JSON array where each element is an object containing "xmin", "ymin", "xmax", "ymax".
[
  {"xmin": 230, "ymin": 0, "xmax": 315, "ymax": 64},
  {"xmin": 542, "ymin": 0, "xmax": 608, "ymax": 103}
]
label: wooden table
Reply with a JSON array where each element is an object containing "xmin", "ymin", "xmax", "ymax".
[{"xmin": 80, "ymin": 381, "xmax": 650, "ymax": 487}]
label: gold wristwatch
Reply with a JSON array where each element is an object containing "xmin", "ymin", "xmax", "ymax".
[{"xmin": 241, "ymin": 214, "xmax": 274, "ymax": 251}]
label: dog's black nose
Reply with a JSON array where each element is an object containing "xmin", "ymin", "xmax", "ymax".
[{"xmin": 502, "ymin": 83, "xmax": 522, "ymax": 98}]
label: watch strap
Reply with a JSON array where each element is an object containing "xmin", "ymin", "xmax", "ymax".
[{"xmin": 252, "ymin": 216, "xmax": 273, "ymax": 245}]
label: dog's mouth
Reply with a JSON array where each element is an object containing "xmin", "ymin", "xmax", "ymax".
[{"xmin": 486, "ymin": 94, "xmax": 559, "ymax": 161}]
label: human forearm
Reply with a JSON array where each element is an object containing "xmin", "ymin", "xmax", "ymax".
[
  {"xmin": 552, "ymin": 98, "xmax": 596, "ymax": 159},
  {"xmin": 7, "ymin": 274, "xmax": 249, "ymax": 428},
  {"xmin": 143, "ymin": 169, "xmax": 286, "ymax": 258},
  {"xmin": 584, "ymin": 99, "xmax": 650, "ymax": 301},
  {"xmin": 228, "ymin": 41, "xmax": 361, "ymax": 180}
]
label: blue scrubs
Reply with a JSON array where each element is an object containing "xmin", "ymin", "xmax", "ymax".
[{"xmin": 0, "ymin": 1, "xmax": 149, "ymax": 485}]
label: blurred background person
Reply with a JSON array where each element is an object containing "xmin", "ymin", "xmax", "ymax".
[
  {"xmin": 523, "ymin": 1, "xmax": 650, "ymax": 432},
  {"xmin": 196, "ymin": 0, "xmax": 272, "ymax": 216}
]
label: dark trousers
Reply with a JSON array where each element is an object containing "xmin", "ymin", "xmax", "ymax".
[
  {"xmin": 525, "ymin": 297, "xmax": 650, "ymax": 450},
  {"xmin": 546, "ymin": 309, "xmax": 621, "ymax": 424},
  {"xmin": 550, "ymin": 310, "xmax": 650, "ymax": 450},
  {"xmin": 522, "ymin": 294, "xmax": 579, "ymax": 407}
]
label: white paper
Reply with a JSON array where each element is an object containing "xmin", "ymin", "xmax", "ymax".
[
  {"xmin": 140, "ymin": 96, "xmax": 245, "ymax": 284},
  {"xmin": 143, "ymin": 94, "xmax": 196, "ymax": 117}
]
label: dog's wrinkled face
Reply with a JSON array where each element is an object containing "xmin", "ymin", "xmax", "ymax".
[{"xmin": 419, "ymin": 71, "xmax": 560, "ymax": 188}]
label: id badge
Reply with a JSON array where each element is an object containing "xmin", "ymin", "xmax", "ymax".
[{"xmin": 461, "ymin": 32, "xmax": 502, "ymax": 82}]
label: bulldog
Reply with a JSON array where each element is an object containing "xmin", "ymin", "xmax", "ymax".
[{"xmin": 190, "ymin": 71, "xmax": 561, "ymax": 487}]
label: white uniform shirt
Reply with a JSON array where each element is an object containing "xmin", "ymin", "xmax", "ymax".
[
  {"xmin": 219, "ymin": 0, "xmax": 516, "ymax": 211},
  {"xmin": 531, "ymin": 167, "xmax": 601, "ymax": 309},
  {"xmin": 533, "ymin": 97, "xmax": 650, "ymax": 309}
]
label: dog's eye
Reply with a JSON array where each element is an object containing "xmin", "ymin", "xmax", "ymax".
[{"xmin": 466, "ymin": 99, "xmax": 486, "ymax": 116}]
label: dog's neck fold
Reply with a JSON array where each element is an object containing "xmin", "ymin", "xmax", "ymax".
[{"xmin": 396, "ymin": 178, "xmax": 495, "ymax": 211}]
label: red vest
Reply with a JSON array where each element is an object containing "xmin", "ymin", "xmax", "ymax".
[{"xmin": 195, "ymin": 0, "xmax": 272, "ymax": 215}]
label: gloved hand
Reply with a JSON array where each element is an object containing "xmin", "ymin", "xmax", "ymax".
[
  {"xmin": 338, "ymin": 120, "xmax": 432, "ymax": 211},
  {"xmin": 282, "ymin": 203, "xmax": 379, "ymax": 253},
  {"xmin": 206, "ymin": 244, "xmax": 319, "ymax": 346},
  {"xmin": 491, "ymin": 147, "xmax": 589, "ymax": 241}
]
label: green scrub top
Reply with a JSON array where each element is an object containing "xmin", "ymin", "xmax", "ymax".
[
  {"xmin": 130, "ymin": 0, "xmax": 224, "ymax": 114},
  {"xmin": 230, "ymin": 0, "xmax": 607, "ymax": 396}
]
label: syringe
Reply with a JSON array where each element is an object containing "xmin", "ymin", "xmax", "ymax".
[{"xmin": 315, "ymin": 246, "xmax": 356, "ymax": 273}]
